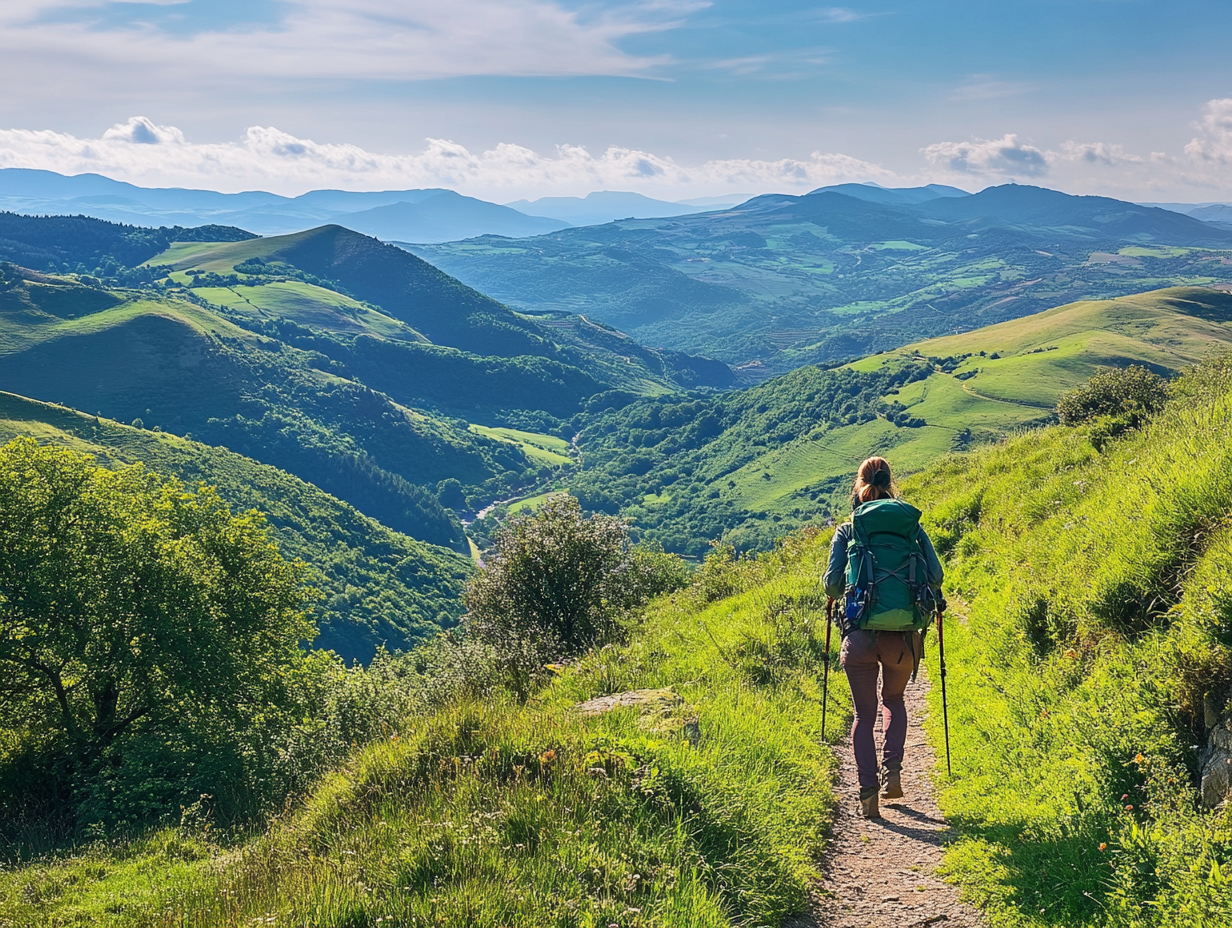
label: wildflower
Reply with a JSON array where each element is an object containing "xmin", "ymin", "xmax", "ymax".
[
  {"xmin": 1133, "ymin": 753, "xmax": 1144, "ymax": 764},
  {"xmin": 1099, "ymin": 843, "xmax": 1107, "ymax": 851}
]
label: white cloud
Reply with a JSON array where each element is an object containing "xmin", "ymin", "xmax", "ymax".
[
  {"xmin": 1057, "ymin": 141, "xmax": 1142, "ymax": 166},
  {"xmin": 1185, "ymin": 98, "xmax": 1232, "ymax": 164},
  {"xmin": 0, "ymin": 0, "xmax": 678, "ymax": 82},
  {"xmin": 921, "ymin": 133, "xmax": 1049, "ymax": 178},
  {"xmin": 0, "ymin": 117, "xmax": 906, "ymax": 199}
]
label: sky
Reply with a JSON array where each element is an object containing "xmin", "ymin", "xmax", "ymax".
[{"xmin": 0, "ymin": 0, "xmax": 1230, "ymax": 202}]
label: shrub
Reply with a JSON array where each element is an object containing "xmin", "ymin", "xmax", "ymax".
[
  {"xmin": 462, "ymin": 494, "xmax": 683, "ymax": 697},
  {"xmin": 1056, "ymin": 364, "xmax": 1170, "ymax": 426}
]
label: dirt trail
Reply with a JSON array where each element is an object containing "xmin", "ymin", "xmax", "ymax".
[{"xmin": 801, "ymin": 663, "xmax": 986, "ymax": 928}]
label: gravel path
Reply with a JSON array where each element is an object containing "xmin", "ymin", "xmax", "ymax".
[{"xmin": 799, "ymin": 662, "xmax": 987, "ymax": 928}]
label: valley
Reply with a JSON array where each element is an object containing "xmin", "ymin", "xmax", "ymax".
[
  {"xmin": 413, "ymin": 184, "xmax": 1232, "ymax": 376},
  {"xmin": 3, "ymin": 189, "xmax": 1232, "ymax": 928}
]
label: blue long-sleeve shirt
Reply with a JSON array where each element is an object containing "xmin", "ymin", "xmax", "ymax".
[{"xmin": 823, "ymin": 520, "xmax": 944, "ymax": 599}]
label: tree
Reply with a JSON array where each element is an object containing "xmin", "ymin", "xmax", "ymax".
[
  {"xmin": 463, "ymin": 495, "xmax": 685, "ymax": 696},
  {"xmin": 0, "ymin": 438, "xmax": 311, "ymax": 826}
]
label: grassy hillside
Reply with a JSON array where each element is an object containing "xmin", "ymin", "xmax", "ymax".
[
  {"xmin": 0, "ymin": 533, "xmax": 849, "ymax": 927},
  {"xmin": 412, "ymin": 185, "xmax": 1232, "ymax": 376},
  {"xmin": 0, "ymin": 264, "xmax": 537, "ymax": 547},
  {"xmin": 146, "ymin": 227, "xmax": 734, "ymax": 395},
  {"xmin": 854, "ymin": 286, "xmax": 1232, "ymax": 409},
  {"xmin": 901, "ymin": 357, "xmax": 1232, "ymax": 927},
  {"xmin": 570, "ymin": 287, "xmax": 1232, "ymax": 555},
  {"xmin": 0, "ymin": 392, "xmax": 472, "ymax": 661},
  {"xmin": 0, "ymin": 211, "xmax": 255, "ymax": 272}
]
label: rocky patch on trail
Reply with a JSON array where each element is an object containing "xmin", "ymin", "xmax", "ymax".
[{"xmin": 575, "ymin": 687, "xmax": 700, "ymax": 744}]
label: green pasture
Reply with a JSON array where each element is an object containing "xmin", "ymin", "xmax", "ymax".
[
  {"xmin": 193, "ymin": 281, "xmax": 425, "ymax": 341},
  {"xmin": 143, "ymin": 232, "xmax": 320, "ymax": 272},
  {"xmin": 469, "ymin": 425, "xmax": 574, "ymax": 467}
]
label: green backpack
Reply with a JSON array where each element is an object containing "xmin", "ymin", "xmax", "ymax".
[{"xmin": 843, "ymin": 498, "xmax": 937, "ymax": 631}]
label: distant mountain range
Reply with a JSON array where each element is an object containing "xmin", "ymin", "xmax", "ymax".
[
  {"xmin": 1146, "ymin": 200, "xmax": 1232, "ymax": 231},
  {"xmin": 806, "ymin": 183, "xmax": 971, "ymax": 204},
  {"xmin": 0, "ymin": 169, "xmax": 571, "ymax": 242},
  {"xmin": 412, "ymin": 183, "xmax": 1232, "ymax": 375},
  {"xmin": 0, "ymin": 169, "xmax": 745, "ymax": 244},
  {"xmin": 503, "ymin": 190, "xmax": 747, "ymax": 226}
]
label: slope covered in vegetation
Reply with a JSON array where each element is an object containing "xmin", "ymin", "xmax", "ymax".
[
  {"xmin": 0, "ymin": 532, "xmax": 849, "ymax": 928},
  {"xmin": 903, "ymin": 357, "xmax": 1232, "ymax": 927},
  {"xmin": 0, "ymin": 263, "xmax": 543, "ymax": 544},
  {"xmin": 572, "ymin": 286, "xmax": 1232, "ymax": 556},
  {"xmin": 0, "ymin": 393, "xmax": 472, "ymax": 661}
]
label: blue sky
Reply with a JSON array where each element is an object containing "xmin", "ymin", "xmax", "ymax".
[{"xmin": 0, "ymin": 0, "xmax": 1230, "ymax": 200}]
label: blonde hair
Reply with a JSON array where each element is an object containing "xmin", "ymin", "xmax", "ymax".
[{"xmin": 851, "ymin": 456, "xmax": 896, "ymax": 507}]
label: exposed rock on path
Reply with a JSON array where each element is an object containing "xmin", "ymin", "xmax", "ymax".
[{"xmin": 807, "ymin": 663, "xmax": 986, "ymax": 928}]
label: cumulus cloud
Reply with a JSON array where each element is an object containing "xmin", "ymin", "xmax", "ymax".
[
  {"xmin": 1057, "ymin": 141, "xmax": 1143, "ymax": 166},
  {"xmin": 0, "ymin": 0, "xmax": 678, "ymax": 82},
  {"xmin": 1185, "ymin": 98, "xmax": 1232, "ymax": 164},
  {"xmin": 921, "ymin": 134, "xmax": 1049, "ymax": 178},
  {"xmin": 0, "ymin": 118, "xmax": 906, "ymax": 199}
]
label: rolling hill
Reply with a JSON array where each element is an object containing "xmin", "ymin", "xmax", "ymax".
[
  {"xmin": 411, "ymin": 184, "xmax": 1232, "ymax": 377},
  {"xmin": 146, "ymin": 224, "xmax": 735, "ymax": 389},
  {"xmin": 0, "ymin": 262, "xmax": 532, "ymax": 546},
  {"xmin": 565, "ymin": 286, "xmax": 1232, "ymax": 555},
  {"xmin": 0, "ymin": 216, "xmax": 733, "ymax": 562},
  {"xmin": 0, "ymin": 391, "xmax": 472, "ymax": 661}
]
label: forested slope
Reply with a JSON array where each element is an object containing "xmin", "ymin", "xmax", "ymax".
[{"xmin": 0, "ymin": 393, "xmax": 472, "ymax": 661}]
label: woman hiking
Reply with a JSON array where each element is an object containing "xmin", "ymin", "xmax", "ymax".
[{"xmin": 824, "ymin": 456, "xmax": 944, "ymax": 820}]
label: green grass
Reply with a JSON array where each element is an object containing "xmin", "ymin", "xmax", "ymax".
[
  {"xmin": 0, "ymin": 534, "xmax": 849, "ymax": 927},
  {"xmin": 506, "ymin": 490, "xmax": 558, "ymax": 514},
  {"xmin": 469, "ymin": 425, "xmax": 574, "ymax": 467},
  {"xmin": 901, "ymin": 372, "xmax": 1232, "ymax": 928},
  {"xmin": 193, "ymin": 281, "xmax": 427, "ymax": 343}
]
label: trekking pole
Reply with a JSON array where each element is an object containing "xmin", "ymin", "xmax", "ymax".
[
  {"xmin": 937, "ymin": 603, "xmax": 952, "ymax": 776},
  {"xmin": 822, "ymin": 597, "xmax": 834, "ymax": 740}
]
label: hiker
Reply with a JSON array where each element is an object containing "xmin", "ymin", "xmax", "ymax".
[{"xmin": 824, "ymin": 456, "xmax": 944, "ymax": 820}]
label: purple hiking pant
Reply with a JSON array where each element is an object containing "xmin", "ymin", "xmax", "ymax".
[{"xmin": 840, "ymin": 629, "xmax": 914, "ymax": 792}]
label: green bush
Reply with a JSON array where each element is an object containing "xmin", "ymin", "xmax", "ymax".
[
  {"xmin": 1056, "ymin": 364, "xmax": 1170, "ymax": 426},
  {"xmin": 463, "ymin": 495, "xmax": 688, "ymax": 698}
]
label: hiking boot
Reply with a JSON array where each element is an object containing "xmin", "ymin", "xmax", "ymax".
[
  {"xmin": 859, "ymin": 787, "xmax": 881, "ymax": 819},
  {"xmin": 881, "ymin": 767, "xmax": 904, "ymax": 801}
]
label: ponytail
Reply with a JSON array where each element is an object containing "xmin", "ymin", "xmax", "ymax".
[{"xmin": 851, "ymin": 456, "xmax": 896, "ymax": 507}]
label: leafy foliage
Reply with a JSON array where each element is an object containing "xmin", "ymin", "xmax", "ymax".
[
  {"xmin": 1056, "ymin": 364, "xmax": 1171, "ymax": 425},
  {"xmin": 0, "ymin": 439, "xmax": 311, "ymax": 833},
  {"xmin": 464, "ymin": 495, "xmax": 687, "ymax": 696}
]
